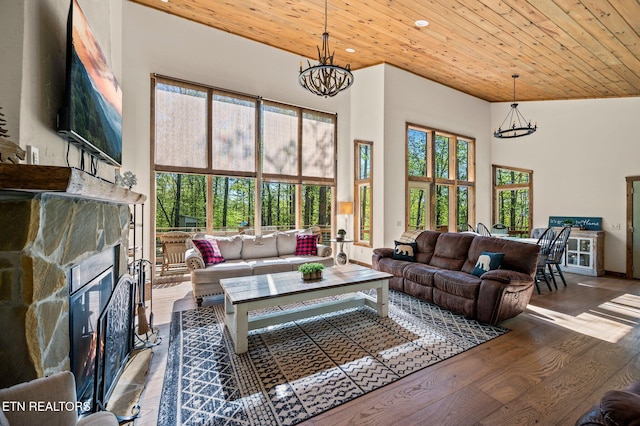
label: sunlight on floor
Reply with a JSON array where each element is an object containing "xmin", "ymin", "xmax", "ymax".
[{"xmin": 527, "ymin": 289, "xmax": 640, "ymax": 343}]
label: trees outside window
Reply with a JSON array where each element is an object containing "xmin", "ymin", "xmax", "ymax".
[
  {"xmin": 152, "ymin": 76, "xmax": 336, "ymax": 238},
  {"xmin": 354, "ymin": 140, "xmax": 372, "ymax": 245},
  {"xmin": 493, "ymin": 165, "xmax": 532, "ymax": 237},
  {"xmin": 406, "ymin": 124, "xmax": 475, "ymax": 232}
]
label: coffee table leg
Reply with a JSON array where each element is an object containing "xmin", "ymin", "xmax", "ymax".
[
  {"xmin": 233, "ymin": 303, "xmax": 249, "ymax": 354},
  {"xmin": 376, "ymin": 280, "xmax": 389, "ymax": 317},
  {"xmin": 224, "ymin": 297, "xmax": 249, "ymax": 354}
]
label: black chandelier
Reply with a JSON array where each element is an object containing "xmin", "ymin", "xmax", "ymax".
[
  {"xmin": 298, "ymin": 0, "xmax": 354, "ymax": 97},
  {"xmin": 494, "ymin": 74, "xmax": 537, "ymax": 139}
]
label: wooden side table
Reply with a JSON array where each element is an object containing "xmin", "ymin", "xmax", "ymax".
[{"xmin": 330, "ymin": 239, "xmax": 353, "ymax": 265}]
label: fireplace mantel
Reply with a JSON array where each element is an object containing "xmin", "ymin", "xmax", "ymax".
[{"xmin": 0, "ymin": 164, "xmax": 146, "ymax": 205}]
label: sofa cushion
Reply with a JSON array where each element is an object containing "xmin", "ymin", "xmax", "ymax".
[
  {"xmin": 281, "ymin": 255, "xmax": 335, "ymax": 268},
  {"xmin": 393, "ymin": 240, "xmax": 417, "ymax": 262},
  {"xmin": 295, "ymin": 234, "xmax": 319, "ymax": 255},
  {"xmin": 472, "ymin": 251, "xmax": 504, "ymax": 277},
  {"xmin": 242, "ymin": 234, "xmax": 278, "ymax": 259},
  {"xmin": 403, "ymin": 263, "xmax": 439, "ymax": 287},
  {"xmin": 429, "ymin": 232, "xmax": 475, "ymax": 270},
  {"xmin": 192, "ymin": 239, "xmax": 225, "ymax": 266},
  {"xmin": 462, "ymin": 236, "xmax": 540, "ymax": 276},
  {"xmin": 433, "ymin": 270, "xmax": 482, "ymax": 299},
  {"xmin": 376, "ymin": 256, "xmax": 411, "ymax": 277},
  {"xmin": 414, "ymin": 230, "xmax": 441, "ymax": 264},
  {"xmin": 215, "ymin": 235, "xmax": 243, "ymax": 260},
  {"xmin": 247, "ymin": 257, "xmax": 293, "ymax": 275},
  {"xmin": 276, "ymin": 231, "xmax": 298, "ymax": 256},
  {"xmin": 191, "ymin": 260, "xmax": 253, "ymax": 284}
]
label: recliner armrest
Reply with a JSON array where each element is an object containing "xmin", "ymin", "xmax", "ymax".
[
  {"xmin": 480, "ymin": 269, "xmax": 532, "ymax": 286},
  {"xmin": 373, "ymin": 247, "xmax": 394, "ymax": 258}
]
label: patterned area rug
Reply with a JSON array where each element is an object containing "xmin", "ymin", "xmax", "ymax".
[{"xmin": 158, "ymin": 290, "xmax": 508, "ymax": 425}]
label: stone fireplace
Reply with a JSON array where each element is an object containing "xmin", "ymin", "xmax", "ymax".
[{"xmin": 0, "ymin": 164, "xmax": 146, "ymax": 411}]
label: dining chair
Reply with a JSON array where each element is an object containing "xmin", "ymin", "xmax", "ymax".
[
  {"xmin": 546, "ymin": 226, "xmax": 572, "ymax": 288},
  {"xmin": 534, "ymin": 227, "xmax": 555, "ymax": 293},
  {"xmin": 476, "ymin": 223, "xmax": 492, "ymax": 236},
  {"xmin": 491, "ymin": 223, "xmax": 508, "ymax": 235},
  {"xmin": 530, "ymin": 227, "xmax": 547, "ymax": 239},
  {"xmin": 459, "ymin": 223, "xmax": 475, "ymax": 232}
]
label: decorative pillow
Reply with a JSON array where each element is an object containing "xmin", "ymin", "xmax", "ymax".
[
  {"xmin": 472, "ymin": 251, "xmax": 505, "ymax": 277},
  {"xmin": 192, "ymin": 239, "xmax": 225, "ymax": 266},
  {"xmin": 397, "ymin": 230, "xmax": 422, "ymax": 243},
  {"xmin": 392, "ymin": 240, "xmax": 417, "ymax": 262},
  {"xmin": 295, "ymin": 234, "xmax": 318, "ymax": 256}
]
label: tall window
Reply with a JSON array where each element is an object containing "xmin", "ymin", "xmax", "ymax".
[
  {"xmin": 493, "ymin": 165, "xmax": 532, "ymax": 237},
  {"xmin": 406, "ymin": 124, "xmax": 475, "ymax": 231},
  {"xmin": 152, "ymin": 76, "xmax": 336, "ymax": 237},
  {"xmin": 354, "ymin": 140, "xmax": 373, "ymax": 246}
]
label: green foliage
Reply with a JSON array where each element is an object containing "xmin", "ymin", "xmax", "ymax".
[
  {"xmin": 298, "ymin": 263, "xmax": 325, "ymax": 274},
  {"xmin": 156, "ymin": 172, "xmax": 332, "ymax": 232},
  {"xmin": 407, "ymin": 129, "xmax": 427, "ymax": 177}
]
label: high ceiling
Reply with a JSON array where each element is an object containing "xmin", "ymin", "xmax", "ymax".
[{"xmin": 130, "ymin": 0, "xmax": 640, "ymax": 102}]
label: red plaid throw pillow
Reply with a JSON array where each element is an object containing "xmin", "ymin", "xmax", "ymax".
[
  {"xmin": 295, "ymin": 234, "xmax": 318, "ymax": 256},
  {"xmin": 192, "ymin": 239, "xmax": 225, "ymax": 266}
]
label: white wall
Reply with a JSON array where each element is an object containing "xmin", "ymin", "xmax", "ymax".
[
  {"xmin": 348, "ymin": 65, "xmax": 385, "ymax": 262},
  {"xmin": 1, "ymin": 0, "xmax": 122, "ymax": 181},
  {"xmin": 491, "ymin": 96, "xmax": 640, "ymax": 273},
  {"xmin": 0, "ymin": 0, "xmax": 24, "ymax": 143}
]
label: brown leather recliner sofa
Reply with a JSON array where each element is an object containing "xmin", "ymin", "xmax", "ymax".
[
  {"xmin": 576, "ymin": 380, "xmax": 640, "ymax": 425},
  {"xmin": 372, "ymin": 231, "xmax": 540, "ymax": 325}
]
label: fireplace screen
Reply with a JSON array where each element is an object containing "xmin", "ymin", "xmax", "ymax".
[
  {"xmin": 96, "ymin": 274, "xmax": 135, "ymax": 410},
  {"xmin": 69, "ymin": 266, "xmax": 114, "ymax": 412},
  {"xmin": 69, "ymin": 247, "xmax": 136, "ymax": 415}
]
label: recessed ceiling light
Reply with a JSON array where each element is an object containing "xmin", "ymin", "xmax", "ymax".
[
  {"xmin": 345, "ymin": 48, "xmax": 356, "ymax": 53},
  {"xmin": 160, "ymin": 0, "xmax": 168, "ymax": 3},
  {"xmin": 415, "ymin": 19, "xmax": 429, "ymax": 27}
]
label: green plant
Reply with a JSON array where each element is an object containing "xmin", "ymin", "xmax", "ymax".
[
  {"xmin": 337, "ymin": 229, "xmax": 346, "ymax": 235},
  {"xmin": 298, "ymin": 262, "xmax": 325, "ymax": 274}
]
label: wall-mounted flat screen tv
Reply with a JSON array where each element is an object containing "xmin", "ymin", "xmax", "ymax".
[{"xmin": 57, "ymin": 0, "xmax": 122, "ymax": 167}]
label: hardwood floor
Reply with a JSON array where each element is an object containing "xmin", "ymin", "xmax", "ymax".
[{"xmin": 134, "ymin": 272, "xmax": 640, "ymax": 425}]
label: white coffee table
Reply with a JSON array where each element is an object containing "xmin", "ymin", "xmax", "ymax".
[{"xmin": 220, "ymin": 264, "xmax": 392, "ymax": 354}]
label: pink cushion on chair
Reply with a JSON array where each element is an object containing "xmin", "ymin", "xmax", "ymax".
[
  {"xmin": 295, "ymin": 234, "xmax": 318, "ymax": 256},
  {"xmin": 192, "ymin": 239, "xmax": 225, "ymax": 266}
]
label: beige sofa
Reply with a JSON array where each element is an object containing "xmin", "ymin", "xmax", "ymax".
[{"xmin": 186, "ymin": 230, "xmax": 334, "ymax": 306}]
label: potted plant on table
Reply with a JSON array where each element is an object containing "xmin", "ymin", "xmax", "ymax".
[
  {"xmin": 298, "ymin": 262, "xmax": 325, "ymax": 281},
  {"xmin": 336, "ymin": 229, "xmax": 346, "ymax": 241}
]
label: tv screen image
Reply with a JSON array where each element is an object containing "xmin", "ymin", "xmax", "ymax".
[{"xmin": 58, "ymin": 0, "xmax": 122, "ymax": 167}]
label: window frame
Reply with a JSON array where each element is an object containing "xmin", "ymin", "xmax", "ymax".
[
  {"xmin": 151, "ymin": 74, "xmax": 337, "ymax": 239},
  {"xmin": 354, "ymin": 140, "xmax": 373, "ymax": 247},
  {"xmin": 492, "ymin": 165, "xmax": 533, "ymax": 237},
  {"xmin": 405, "ymin": 123, "xmax": 476, "ymax": 232}
]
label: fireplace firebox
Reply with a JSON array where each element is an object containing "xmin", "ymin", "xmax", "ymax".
[{"xmin": 69, "ymin": 247, "xmax": 135, "ymax": 415}]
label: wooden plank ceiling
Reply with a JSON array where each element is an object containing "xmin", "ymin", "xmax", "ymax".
[{"xmin": 130, "ymin": 0, "xmax": 640, "ymax": 102}]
